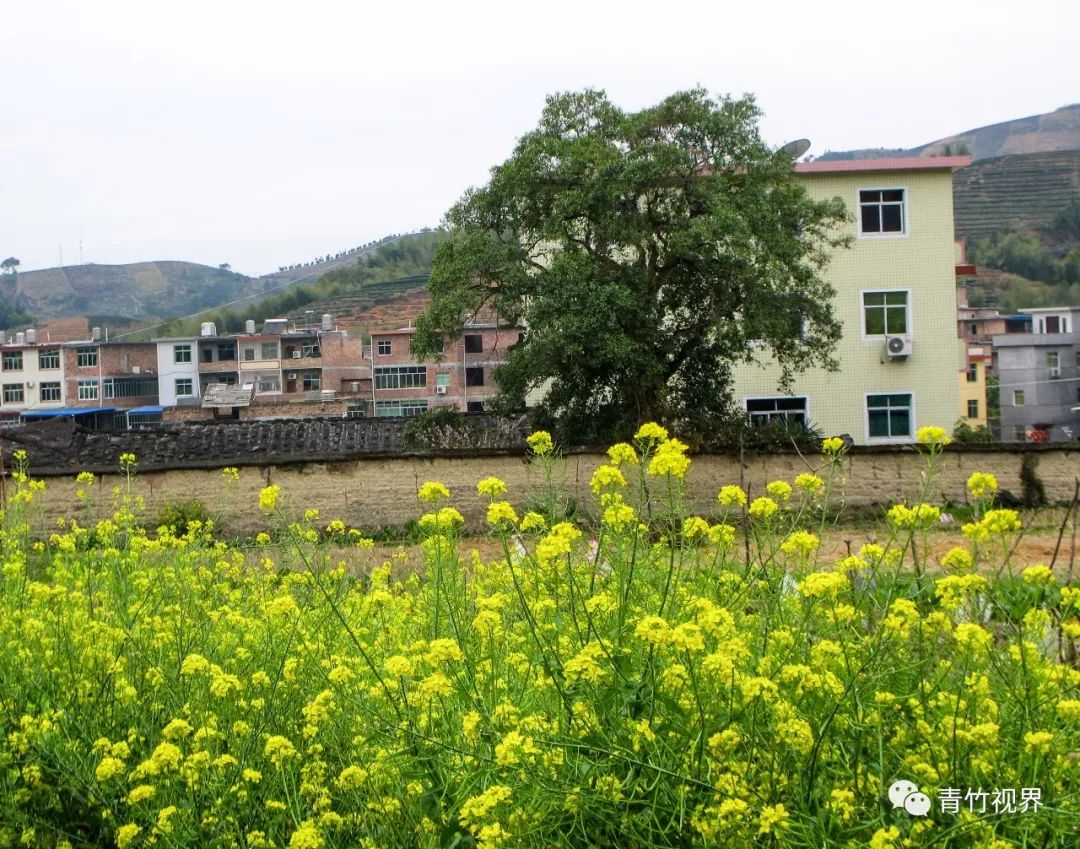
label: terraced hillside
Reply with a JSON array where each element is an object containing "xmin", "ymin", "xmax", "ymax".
[
  {"xmin": 953, "ymin": 150, "xmax": 1080, "ymax": 242},
  {"xmin": 284, "ymin": 280, "xmax": 432, "ymax": 334}
]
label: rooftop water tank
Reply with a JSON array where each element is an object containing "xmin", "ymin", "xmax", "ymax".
[
  {"xmin": 91, "ymin": 326, "xmax": 102, "ymax": 341},
  {"xmin": 245, "ymin": 319, "xmax": 256, "ymax": 334},
  {"xmin": 15, "ymin": 332, "xmax": 25, "ymax": 345},
  {"xmin": 200, "ymin": 322, "xmax": 217, "ymax": 337},
  {"xmin": 321, "ymin": 313, "xmax": 333, "ymax": 331},
  {"xmin": 264, "ymin": 318, "xmax": 288, "ymax": 335},
  {"xmin": 26, "ymin": 329, "xmax": 37, "ymax": 344}
]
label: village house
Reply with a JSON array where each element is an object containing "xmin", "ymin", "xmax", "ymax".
[{"xmin": 730, "ymin": 156, "xmax": 971, "ymax": 444}]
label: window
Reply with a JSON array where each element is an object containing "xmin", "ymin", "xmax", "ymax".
[
  {"xmin": 76, "ymin": 347, "xmax": 98, "ymax": 367},
  {"xmin": 77, "ymin": 379, "xmax": 99, "ymax": 400},
  {"xmin": 40, "ymin": 382, "xmax": 61, "ymax": 402},
  {"xmin": 435, "ymin": 372, "xmax": 451, "ymax": 388},
  {"xmin": 863, "ymin": 291, "xmax": 909, "ymax": 336},
  {"xmin": 858, "ymin": 188, "xmax": 905, "ymax": 235},
  {"xmin": 1048, "ymin": 351, "xmax": 1060, "ymax": 376},
  {"xmin": 243, "ymin": 347, "xmax": 256, "ymax": 361},
  {"xmin": 464, "ymin": 334, "xmax": 483, "ymax": 354},
  {"xmin": 38, "ymin": 349, "xmax": 60, "ymax": 369},
  {"xmin": 377, "ymin": 340, "xmax": 392, "ymax": 356},
  {"xmin": 345, "ymin": 403, "xmax": 365, "ymax": 419},
  {"xmin": 466, "ymin": 401, "xmax": 485, "ymax": 413},
  {"xmin": 256, "ymin": 373, "xmax": 281, "ymax": 393},
  {"xmin": 2, "ymin": 384, "xmax": 23, "ymax": 404},
  {"xmin": 969, "ymin": 323, "xmax": 977, "ymax": 336},
  {"xmin": 173, "ymin": 344, "xmax": 192, "ymax": 364},
  {"xmin": 374, "ymin": 365, "xmax": 426, "ymax": 390},
  {"xmin": 866, "ymin": 393, "xmax": 912, "ymax": 440},
  {"xmin": 218, "ymin": 342, "xmax": 237, "ymax": 361},
  {"xmin": 2, "ymin": 352, "xmax": 22, "ymax": 371},
  {"xmin": 966, "ymin": 363, "xmax": 978, "ymax": 383},
  {"xmin": 302, "ymin": 371, "xmax": 321, "ymax": 391},
  {"xmin": 745, "ymin": 397, "xmax": 808, "ymax": 427},
  {"xmin": 103, "ymin": 377, "xmax": 158, "ymax": 398},
  {"xmin": 1046, "ymin": 316, "xmax": 1062, "ymax": 333},
  {"xmin": 375, "ymin": 399, "xmax": 428, "ymax": 417},
  {"xmin": 967, "ymin": 399, "xmax": 979, "ymax": 419},
  {"xmin": 1014, "ymin": 425, "xmax": 1027, "ymax": 442},
  {"xmin": 260, "ymin": 341, "xmax": 279, "ymax": 360},
  {"xmin": 1013, "ymin": 389, "xmax": 1025, "ymax": 406},
  {"xmin": 465, "ymin": 366, "xmax": 485, "ymax": 387},
  {"xmin": 175, "ymin": 378, "xmax": 194, "ymax": 397}
]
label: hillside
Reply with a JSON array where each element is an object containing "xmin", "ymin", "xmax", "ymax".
[
  {"xmin": 954, "ymin": 150, "xmax": 1080, "ymax": 243},
  {"xmin": 818, "ymin": 104, "xmax": 1080, "ymax": 162},
  {"xmin": 5, "ymin": 234, "xmax": 420, "ymax": 322}
]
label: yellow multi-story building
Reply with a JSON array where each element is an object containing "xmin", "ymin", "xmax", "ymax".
[{"xmin": 730, "ymin": 156, "xmax": 970, "ymax": 444}]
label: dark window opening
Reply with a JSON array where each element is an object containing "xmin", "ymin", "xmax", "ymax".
[
  {"xmin": 465, "ymin": 367, "xmax": 485, "ymax": 387},
  {"xmin": 464, "ymin": 334, "xmax": 483, "ymax": 353}
]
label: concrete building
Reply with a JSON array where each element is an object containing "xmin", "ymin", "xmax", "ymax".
[
  {"xmin": 0, "ymin": 330, "xmax": 66, "ymax": 425},
  {"xmin": 730, "ymin": 156, "xmax": 971, "ymax": 444},
  {"xmin": 366, "ymin": 320, "xmax": 520, "ymax": 418},
  {"xmin": 996, "ymin": 307, "xmax": 1080, "ymax": 443}
]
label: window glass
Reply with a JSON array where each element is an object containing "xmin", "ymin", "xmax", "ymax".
[
  {"xmin": 465, "ymin": 366, "xmax": 485, "ymax": 387},
  {"xmin": 2, "ymin": 352, "xmax": 23, "ymax": 371},
  {"xmin": 464, "ymin": 334, "xmax": 483, "ymax": 353},
  {"xmin": 175, "ymin": 378, "xmax": 194, "ymax": 397},
  {"xmin": 863, "ymin": 291, "xmax": 908, "ymax": 336},
  {"xmin": 966, "ymin": 363, "xmax": 978, "ymax": 382},
  {"xmin": 40, "ymin": 382, "xmax": 61, "ymax": 402},
  {"xmin": 76, "ymin": 347, "xmax": 98, "ymax": 367},
  {"xmin": 2, "ymin": 384, "xmax": 23, "ymax": 403},
  {"xmin": 374, "ymin": 366, "xmax": 426, "ymax": 390},
  {"xmin": 867, "ymin": 393, "xmax": 912, "ymax": 439},
  {"xmin": 745, "ymin": 397, "xmax": 808, "ymax": 427},
  {"xmin": 77, "ymin": 379, "xmax": 99, "ymax": 400},
  {"xmin": 1013, "ymin": 390, "xmax": 1025, "ymax": 406},
  {"xmin": 377, "ymin": 340, "xmax": 392, "ymax": 355},
  {"xmin": 858, "ymin": 188, "xmax": 906, "ymax": 235},
  {"xmin": 38, "ymin": 349, "xmax": 60, "ymax": 369},
  {"xmin": 435, "ymin": 372, "xmax": 451, "ymax": 388},
  {"xmin": 174, "ymin": 344, "xmax": 192, "ymax": 363},
  {"xmin": 260, "ymin": 342, "xmax": 279, "ymax": 360}
]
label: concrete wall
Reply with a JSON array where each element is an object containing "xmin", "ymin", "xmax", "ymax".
[{"xmin": 16, "ymin": 446, "xmax": 1080, "ymax": 537}]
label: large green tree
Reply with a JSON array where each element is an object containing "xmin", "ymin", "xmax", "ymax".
[{"xmin": 412, "ymin": 89, "xmax": 850, "ymax": 441}]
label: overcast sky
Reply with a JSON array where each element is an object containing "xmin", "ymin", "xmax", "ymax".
[{"xmin": 2, "ymin": 0, "xmax": 1076, "ymax": 277}]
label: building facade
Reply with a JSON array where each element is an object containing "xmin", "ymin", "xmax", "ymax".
[
  {"xmin": 730, "ymin": 157, "xmax": 970, "ymax": 444},
  {"xmin": 996, "ymin": 307, "xmax": 1080, "ymax": 443}
]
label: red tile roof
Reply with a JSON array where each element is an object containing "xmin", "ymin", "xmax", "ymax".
[{"xmin": 795, "ymin": 156, "xmax": 972, "ymax": 174}]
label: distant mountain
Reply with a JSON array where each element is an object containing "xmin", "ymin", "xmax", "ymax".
[
  {"xmin": 4, "ymin": 235, "xmax": 420, "ymax": 322},
  {"xmin": 817, "ymin": 104, "xmax": 1080, "ymax": 162}
]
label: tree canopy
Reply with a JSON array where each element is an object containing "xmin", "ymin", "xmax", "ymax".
[{"xmin": 412, "ymin": 88, "xmax": 849, "ymax": 441}]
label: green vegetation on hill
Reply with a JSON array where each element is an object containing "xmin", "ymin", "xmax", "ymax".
[
  {"xmin": 154, "ymin": 230, "xmax": 449, "ymax": 337},
  {"xmin": 0, "ymin": 297, "xmax": 34, "ymax": 330}
]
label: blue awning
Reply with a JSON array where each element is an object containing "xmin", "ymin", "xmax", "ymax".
[
  {"xmin": 20, "ymin": 407, "xmax": 116, "ymax": 419},
  {"xmin": 126, "ymin": 405, "xmax": 164, "ymax": 415}
]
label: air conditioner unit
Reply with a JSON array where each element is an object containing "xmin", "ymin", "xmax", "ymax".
[
  {"xmin": 288, "ymin": 373, "xmax": 297, "ymax": 380},
  {"xmin": 292, "ymin": 351, "xmax": 302, "ymax": 358},
  {"xmin": 1050, "ymin": 367, "xmax": 1061, "ymax": 379},
  {"xmin": 883, "ymin": 336, "xmax": 913, "ymax": 359},
  {"xmin": 435, "ymin": 385, "xmax": 448, "ymax": 395},
  {"xmin": 25, "ymin": 380, "xmax": 34, "ymax": 388}
]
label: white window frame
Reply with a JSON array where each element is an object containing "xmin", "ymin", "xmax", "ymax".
[
  {"xmin": 39, "ymin": 382, "xmax": 62, "ymax": 402},
  {"xmin": 175, "ymin": 378, "xmax": 194, "ymax": 398},
  {"xmin": 1013, "ymin": 389, "xmax": 1025, "ymax": 406},
  {"xmin": 76, "ymin": 347, "xmax": 98, "ymax": 368},
  {"xmin": 743, "ymin": 395, "xmax": 810, "ymax": 427},
  {"xmin": 377, "ymin": 339, "xmax": 392, "ymax": 356},
  {"xmin": 864, "ymin": 391, "xmax": 915, "ymax": 444},
  {"xmin": 173, "ymin": 344, "xmax": 192, "ymax": 364},
  {"xmin": 2, "ymin": 383, "xmax": 24, "ymax": 404},
  {"xmin": 2, "ymin": 351, "xmax": 23, "ymax": 372},
  {"xmin": 857, "ymin": 186, "xmax": 907, "ymax": 239},
  {"xmin": 861, "ymin": 289, "xmax": 911, "ymax": 339},
  {"xmin": 38, "ymin": 349, "xmax": 60, "ymax": 370},
  {"xmin": 77, "ymin": 379, "xmax": 99, "ymax": 401}
]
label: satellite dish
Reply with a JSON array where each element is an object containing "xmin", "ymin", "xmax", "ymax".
[{"xmin": 781, "ymin": 138, "xmax": 812, "ymax": 160}]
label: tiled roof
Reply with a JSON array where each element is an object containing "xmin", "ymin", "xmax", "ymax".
[{"xmin": 795, "ymin": 156, "xmax": 972, "ymax": 174}]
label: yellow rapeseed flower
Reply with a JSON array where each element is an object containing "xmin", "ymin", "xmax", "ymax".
[
  {"xmin": 418, "ymin": 481, "xmax": 451, "ymax": 503},
  {"xmin": 717, "ymin": 485, "xmax": 747, "ymax": 508},
  {"xmin": 476, "ymin": 476, "xmax": 508, "ymax": 498},
  {"xmin": 966, "ymin": 471, "xmax": 998, "ymax": 499},
  {"xmin": 607, "ymin": 442, "xmax": 638, "ymax": 465},
  {"xmin": 916, "ymin": 425, "xmax": 950, "ymax": 447},
  {"xmin": 526, "ymin": 430, "xmax": 554, "ymax": 456},
  {"xmin": 258, "ymin": 485, "xmax": 281, "ymax": 513}
]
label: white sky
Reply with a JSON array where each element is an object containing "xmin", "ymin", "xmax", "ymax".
[{"xmin": 3, "ymin": 0, "xmax": 1077, "ymax": 276}]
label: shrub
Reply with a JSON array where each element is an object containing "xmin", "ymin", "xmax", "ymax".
[{"xmin": 155, "ymin": 498, "xmax": 210, "ymax": 535}]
